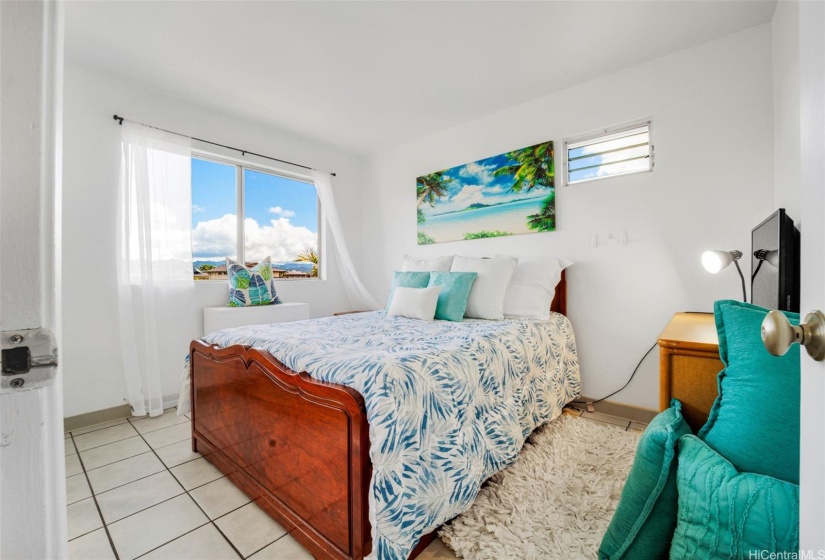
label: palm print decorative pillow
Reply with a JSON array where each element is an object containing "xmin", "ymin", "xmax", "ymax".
[{"xmin": 226, "ymin": 257, "xmax": 282, "ymax": 307}]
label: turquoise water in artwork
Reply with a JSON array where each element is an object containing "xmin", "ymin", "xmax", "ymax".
[{"xmin": 420, "ymin": 196, "xmax": 546, "ymax": 243}]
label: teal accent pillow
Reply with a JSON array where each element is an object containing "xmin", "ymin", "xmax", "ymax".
[
  {"xmin": 599, "ymin": 400, "xmax": 691, "ymax": 560},
  {"xmin": 670, "ymin": 435, "xmax": 799, "ymax": 559},
  {"xmin": 226, "ymin": 257, "xmax": 282, "ymax": 307},
  {"xmin": 698, "ymin": 300, "xmax": 800, "ymax": 483},
  {"xmin": 427, "ymin": 271, "xmax": 478, "ymax": 322},
  {"xmin": 386, "ymin": 271, "xmax": 431, "ymax": 309}
]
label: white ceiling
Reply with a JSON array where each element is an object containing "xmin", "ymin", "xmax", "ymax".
[{"xmin": 65, "ymin": 1, "xmax": 777, "ymax": 156}]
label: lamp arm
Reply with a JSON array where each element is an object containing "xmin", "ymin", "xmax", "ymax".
[
  {"xmin": 751, "ymin": 259, "xmax": 764, "ymax": 282},
  {"xmin": 733, "ymin": 259, "xmax": 747, "ymax": 302}
]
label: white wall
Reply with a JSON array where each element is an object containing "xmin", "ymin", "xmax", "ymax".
[
  {"xmin": 62, "ymin": 63, "xmax": 365, "ymax": 417},
  {"xmin": 772, "ymin": 0, "xmax": 801, "ymax": 221},
  {"xmin": 360, "ymin": 25, "xmax": 775, "ymax": 409}
]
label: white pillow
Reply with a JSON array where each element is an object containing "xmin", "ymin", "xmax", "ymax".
[
  {"xmin": 401, "ymin": 255, "xmax": 453, "ymax": 272},
  {"xmin": 387, "ymin": 286, "xmax": 441, "ymax": 321},
  {"xmin": 496, "ymin": 255, "xmax": 573, "ymax": 319},
  {"xmin": 450, "ymin": 256, "xmax": 517, "ymax": 320}
]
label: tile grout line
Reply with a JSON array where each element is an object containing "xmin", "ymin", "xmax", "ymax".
[
  {"xmin": 82, "ymin": 416, "xmax": 195, "ymax": 558},
  {"xmin": 70, "ymin": 433, "xmax": 122, "ymax": 560},
  {"xmin": 85, "ymin": 461, "xmax": 166, "ymax": 498},
  {"xmin": 83, "ymin": 438, "xmax": 201, "ymax": 497},
  {"xmin": 74, "ymin": 432, "xmax": 142, "ymax": 454},
  {"xmin": 97, "ymin": 493, "xmax": 188, "ymax": 533},
  {"xmin": 205, "ymin": 520, "xmax": 246, "ymax": 559},
  {"xmin": 125, "ymin": 412, "xmax": 245, "ymax": 560},
  {"xmin": 70, "ymin": 410, "xmax": 293, "ymax": 558},
  {"xmin": 243, "ymin": 531, "xmax": 291, "ymax": 559},
  {"xmin": 129, "ymin": 520, "xmax": 215, "ymax": 560},
  {"xmin": 67, "ymin": 419, "xmax": 130, "ymax": 438},
  {"xmin": 81, "ymin": 436, "xmax": 199, "ymax": 475},
  {"xmin": 74, "ymin": 418, "xmax": 189, "ymax": 454},
  {"xmin": 69, "ymin": 414, "xmax": 190, "ymax": 557}
]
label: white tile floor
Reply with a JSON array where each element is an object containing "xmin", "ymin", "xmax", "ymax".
[
  {"xmin": 65, "ymin": 409, "xmax": 312, "ymax": 560},
  {"xmin": 66, "ymin": 407, "xmax": 646, "ymax": 560}
]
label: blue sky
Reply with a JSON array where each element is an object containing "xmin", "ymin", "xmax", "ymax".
[
  {"xmin": 191, "ymin": 158, "xmax": 318, "ymax": 262},
  {"xmin": 191, "ymin": 158, "xmax": 317, "ymax": 230}
]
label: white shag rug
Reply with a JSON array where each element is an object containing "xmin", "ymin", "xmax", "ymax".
[{"xmin": 439, "ymin": 413, "xmax": 641, "ymax": 560}]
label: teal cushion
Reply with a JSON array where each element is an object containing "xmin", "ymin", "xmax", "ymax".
[
  {"xmin": 670, "ymin": 435, "xmax": 799, "ymax": 559},
  {"xmin": 427, "ymin": 271, "xmax": 478, "ymax": 322},
  {"xmin": 386, "ymin": 271, "xmax": 431, "ymax": 309},
  {"xmin": 226, "ymin": 257, "xmax": 282, "ymax": 307},
  {"xmin": 697, "ymin": 300, "xmax": 800, "ymax": 483},
  {"xmin": 599, "ymin": 400, "xmax": 691, "ymax": 560}
]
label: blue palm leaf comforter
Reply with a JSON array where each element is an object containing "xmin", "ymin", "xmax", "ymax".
[{"xmin": 199, "ymin": 311, "xmax": 580, "ymax": 560}]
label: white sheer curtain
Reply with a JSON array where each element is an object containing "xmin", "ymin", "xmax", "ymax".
[
  {"xmin": 312, "ymin": 170, "xmax": 380, "ymax": 310},
  {"xmin": 117, "ymin": 123, "xmax": 196, "ymax": 417}
]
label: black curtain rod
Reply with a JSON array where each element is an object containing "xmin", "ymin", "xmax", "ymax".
[{"xmin": 112, "ymin": 115, "xmax": 336, "ymax": 177}]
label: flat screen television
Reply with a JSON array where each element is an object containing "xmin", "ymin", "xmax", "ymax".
[{"xmin": 751, "ymin": 208, "xmax": 799, "ymax": 312}]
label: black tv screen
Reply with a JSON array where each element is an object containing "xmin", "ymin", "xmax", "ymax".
[{"xmin": 751, "ymin": 209, "xmax": 799, "ymax": 312}]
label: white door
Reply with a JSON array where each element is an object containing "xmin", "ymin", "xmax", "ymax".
[
  {"xmin": 798, "ymin": 0, "xmax": 825, "ymax": 552},
  {"xmin": 0, "ymin": 2, "xmax": 67, "ymax": 558}
]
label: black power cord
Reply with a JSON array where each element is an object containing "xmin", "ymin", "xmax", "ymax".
[{"xmin": 571, "ymin": 342, "xmax": 659, "ymax": 406}]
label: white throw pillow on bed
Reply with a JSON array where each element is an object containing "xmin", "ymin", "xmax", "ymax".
[
  {"xmin": 387, "ymin": 287, "xmax": 441, "ymax": 321},
  {"xmin": 496, "ymin": 255, "xmax": 573, "ymax": 319},
  {"xmin": 401, "ymin": 255, "xmax": 453, "ymax": 272},
  {"xmin": 450, "ymin": 255, "xmax": 517, "ymax": 320}
]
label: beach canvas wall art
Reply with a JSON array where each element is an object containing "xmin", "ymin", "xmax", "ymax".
[{"xmin": 417, "ymin": 141, "xmax": 555, "ymax": 245}]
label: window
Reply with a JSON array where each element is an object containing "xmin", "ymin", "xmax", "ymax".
[
  {"xmin": 191, "ymin": 156, "xmax": 320, "ymax": 281},
  {"xmin": 564, "ymin": 122, "xmax": 653, "ymax": 185}
]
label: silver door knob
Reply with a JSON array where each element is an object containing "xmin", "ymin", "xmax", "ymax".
[{"xmin": 761, "ymin": 309, "xmax": 825, "ymax": 361}]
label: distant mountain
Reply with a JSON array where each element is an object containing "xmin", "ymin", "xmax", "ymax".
[{"xmin": 194, "ymin": 260, "xmax": 315, "ymax": 273}]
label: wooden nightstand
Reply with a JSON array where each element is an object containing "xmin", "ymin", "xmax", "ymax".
[{"xmin": 658, "ymin": 312, "xmax": 723, "ymax": 432}]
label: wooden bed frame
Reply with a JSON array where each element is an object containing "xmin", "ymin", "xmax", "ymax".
[{"xmin": 189, "ymin": 271, "xmax": 567, "ymax": 560}]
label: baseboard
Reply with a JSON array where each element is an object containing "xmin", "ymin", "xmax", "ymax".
[
  {"xmin": 64, "ymin": 394, "xmax": 182, "ymax": 432},
  {"xmin": 64, "ymin": 404, "xmax": 132, "ymax": 433},
  {"xmin": 570, "ymin": 398, "xmax": 658, "ymax": 424}
]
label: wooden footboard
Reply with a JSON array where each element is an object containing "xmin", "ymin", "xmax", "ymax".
[
  {"xmin": 189, "ymin": 275, "xmax": 566, "ymax": 559},
  {"xmin": 190, "ymin": 340, "xmax": 372, "ymax": 560}
]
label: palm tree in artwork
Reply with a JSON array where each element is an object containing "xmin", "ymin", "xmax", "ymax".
[
  {"xmin": 417, "ymin": 171, "xmax": 454, "ymax": 208},
  {"xmin": 527, "ymin": 192, "xmax": 556, "ymax": 232},
  {"xmin": 294, "ymin": 248, "xmax": 319, "ymax": 277},
  {"xmin": 493, "ymin": 142, "xmax": 555, "ymax": 193}
]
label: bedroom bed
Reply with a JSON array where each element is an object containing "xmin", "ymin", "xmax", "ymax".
[{"xmin": 188, "ymin": 271, "xmax": 578, "ymax": 560}]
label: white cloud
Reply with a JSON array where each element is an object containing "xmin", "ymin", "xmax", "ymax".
[
  {"xmin": 451, "ymin": 185, "xmax": 485, "ymax": 205},
  {"xmin": 192, "ymin": 204, "xmax": 206, "ymax": 213},
  {"xmin": 192, "ymin": 214, "xmax": 237, "ymax": 259},
  {"xmin": 421, "ymin": 184, "xmax": 487, "ymax": 215},
  {"xmin": 192, "ymin": 213, "xmax": 316, "ymax": 262},
  {"xmin": 268, "ymin": 206, "xmax": 296, "ymax": 218},
  {"xmin": 458, "ymin": 162, "xmax": 496, "ymax": 185},
  {"xmin": 244, "ymin": 217, "xmax": 315, "ymax": 261}
]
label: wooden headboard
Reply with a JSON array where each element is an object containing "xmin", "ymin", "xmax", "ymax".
[{"xmin": 550, "ymin": 269, "xmax": 567, "ymax": 316}]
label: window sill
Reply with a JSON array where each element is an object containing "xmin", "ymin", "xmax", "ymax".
[{"xmin": 195, "ymin": 278, "xmax": 326, "ymax": 286}]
